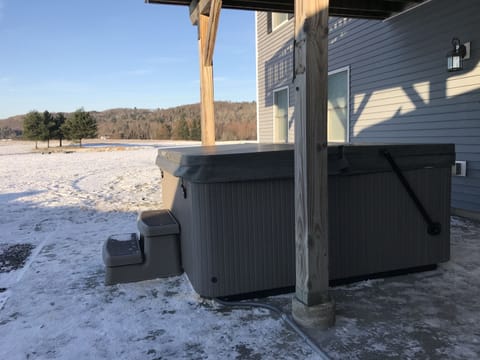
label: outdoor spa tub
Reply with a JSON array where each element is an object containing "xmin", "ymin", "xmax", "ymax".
[{"xmin": 156, "ymin": 143, "xmax": 455, "ymax": 298}]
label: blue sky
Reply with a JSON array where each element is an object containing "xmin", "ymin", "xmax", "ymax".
[{"xmin": 0, "ymin": 0, "xmax": 256, "ymax": 119}]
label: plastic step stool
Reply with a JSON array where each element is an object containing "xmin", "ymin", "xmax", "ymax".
[
  {"xmin": 137, "ymin": 209, "xmax": 182, "ymax": 277},
  {"xmin": 103, "ymin": 233, "xmax": 143, "ymax": 267},
  {"xmin": 103, "ymin": 209, "xmax": 182, "ymax": 285}
]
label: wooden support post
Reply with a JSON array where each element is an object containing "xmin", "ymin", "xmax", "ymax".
[
  {"xmin": 204, "ymin": 0, "xmax": 221, "ymax": 66},
  {"xmin": 195, "ymin": 0, "xmax": 221, "ymax": 146},
  {"xmin": 292, "ymin": 0, "xmax": 335, "ymax": 329}
]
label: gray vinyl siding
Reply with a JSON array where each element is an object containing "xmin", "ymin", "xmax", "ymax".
[
  {"xmin": 256, "ymin": 12, "xmax": 295, "ymax": 143},
  {"xmin": 332, "ymin": 0, "xmax": 480, "ymax": 215},
  {"xmin": 256, "ymin": 0, "xmax": 480, "ymax": 215}
]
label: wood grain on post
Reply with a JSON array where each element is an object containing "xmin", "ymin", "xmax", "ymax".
[
  {"xmin": 204, "ymin": 0, "xmax": 222, "ymax": 66},
  {"xmin": 294, "ymin": 0, "xmax": 330, "ymax": 307},
  {"xmin": 198, "ymin": 11, "xmax": 216, "ymax": 146}
]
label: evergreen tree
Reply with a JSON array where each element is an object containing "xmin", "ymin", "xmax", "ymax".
[
  {"xmin": 23, "ymin": 111, "xmax": 47, "ymax": 149},
  {"xmin": 62, "ymin": 108, "xmax": 97, "ymax": 147},
  {"xmin": 54, "ymin": 113, "xmax": 66, "ymax": 147},
  {"xmin": 43, "ymin": 110, "xmax": 56, "ymax": 148}
]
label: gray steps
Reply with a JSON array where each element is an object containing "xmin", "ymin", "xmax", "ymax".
[
  {"xmin": 103, "ymin": 209, "xmax": 182, "ymax": 285},
  {"xmin": 102, "ymin": 233, "xmax": 143, "ymax": 267}
]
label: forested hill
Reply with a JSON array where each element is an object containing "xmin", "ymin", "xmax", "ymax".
[{"xmin": 0, "ymin": 101, "xmax": 257, "ymax": 141}]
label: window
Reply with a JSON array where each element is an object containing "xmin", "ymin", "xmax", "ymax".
[
  {"xmin": 328, "ymin": 68, "xmax": 350, "ymax": 143},
  {"xmin": 273, "ymin": 87, "xmax": 289, "ymax": 143},
  {"xmin": 272, "ymin": 13, "xmax": 289, "ymax": 30},
  {"xmin": 267, "ymin": 12, "xmax": 292, "ymax": 33}
]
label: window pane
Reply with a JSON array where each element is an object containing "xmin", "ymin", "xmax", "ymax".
[
  {"xmin": 272, "ymin": 13, "xmax": 289, "ymax": 30},
  {"xmin": 328, "ymin": 70, "xmax": 348, "ymax": 142},
  {"xmin": 274, "ymin": 89, "xmax": 288, "ymax": 143}
]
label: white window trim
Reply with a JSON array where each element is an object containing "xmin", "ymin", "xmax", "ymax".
[
  {"xmin": 272, "ymin": 86, "xmax": 290, "ymax": 143},
  {"xmin": 271, "ymin": 12, "xmax": 290, "ymax": 32},
  {"xmin": 328, "ymin": 66, "xmax": 350, "ymax": 143}
]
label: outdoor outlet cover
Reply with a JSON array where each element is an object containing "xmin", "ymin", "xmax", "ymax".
[{"xmin": 464, "ymin": 42, "xmax": 471, "ymax": 60}]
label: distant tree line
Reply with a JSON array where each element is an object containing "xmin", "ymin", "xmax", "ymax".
[
  {"xmin": 23, "ymin": 109, "xmax": 97, "ymax": 148},
  {"xmin": 93, "ymin": 101, "xmax": 257, "ymax": 141},
  {"xmin": 1, "ymin": 101, "xmax": 257, "ymax": 142},
  {"xmin": 0, "ymin": 126, "xmax": 21, "ymax": 139},
  {"xmin": 0, "ymin": 116, "xmax": 23, "ymax": 139}
]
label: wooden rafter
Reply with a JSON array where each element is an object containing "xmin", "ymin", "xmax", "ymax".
[
  {"xmin": 189, "ymin": 0, "xmax": 218, "ymax": 25},
  {"xmin": 147, "ymin": 0, "xmax": 430, "ymax": 20}
]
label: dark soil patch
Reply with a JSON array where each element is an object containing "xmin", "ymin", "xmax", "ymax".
[{"xmin": 0, "ymin": 243, "xmax": 35, "ymax": 273}]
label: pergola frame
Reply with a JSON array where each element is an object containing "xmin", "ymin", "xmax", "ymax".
[
  {"xmin": 145, "ymin": 0, "xmax": 429, "ymax": 327},
  {"xmin": 148, "ymin": 0, "xmax": 429, "ymax": 19}
]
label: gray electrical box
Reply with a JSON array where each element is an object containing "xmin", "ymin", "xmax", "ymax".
[{"xmin": 452, "ymin": 160, "xmax": 467, "ymax": 176}]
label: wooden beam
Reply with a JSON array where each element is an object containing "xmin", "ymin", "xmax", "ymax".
[
  {"xmin": 204, "ymin": 0, "xmax": 222, "ymax": 66},
  {"xmin": 292, "ymin": 0, "xmax": 335, "ymax": 328},
  {"xmin": 151, "ymin": 0, "xmax": 430, "ymax": 20},
  {"xmin": 195, "ymin": 0, "xmax": 220, "ymax": 144},
  {"xmin": 198, "ymin": 13, "xmax": 216, "ymax": 145},
  {"xmin": 190, "ymin": 0, "xmax": 213, "ymax": 25},
  {"xmin": 199, "ymin": 0, "xmax": 213, "ymax": 14},
  {"xmin": 189, "ymin": 0, "xmax": 199, "ymax": 25}
]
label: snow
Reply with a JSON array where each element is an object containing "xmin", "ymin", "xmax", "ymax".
[
  {"xmin": 1, "ymin": 140, "xmax": 480, "ymax": 359},
  {"xmin": 0, "ymin": 141, "xmax": 316, "ymax": 360}
]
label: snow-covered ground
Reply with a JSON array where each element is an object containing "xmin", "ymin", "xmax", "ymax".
[
  {"xmin": 0, "ymin": 141, "xmax": 316, "ymax": 360},
  {"xmin": 1, "ymin": 140, "xmax": 479, "ymax": 359}
]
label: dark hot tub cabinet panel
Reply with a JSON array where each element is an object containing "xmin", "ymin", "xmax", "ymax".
[{"xmin": 156, "ymin": 143, "xmax": 454, "ymax": 298}]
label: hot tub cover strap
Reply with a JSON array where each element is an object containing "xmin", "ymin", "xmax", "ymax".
[{"xmin": 381, "ymin": 149, "xmax": 441, "ymax": 236}]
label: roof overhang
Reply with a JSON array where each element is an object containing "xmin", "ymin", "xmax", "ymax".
[{"xmin": 145, "ymin": 0, "xmax": 430, "ymax": 20}]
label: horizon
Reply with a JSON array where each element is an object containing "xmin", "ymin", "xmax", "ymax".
[
  {"xmin": 0, "ymin": 99, "xmax": 257, "ymax": 121},
  {"xmin": 0, "ymin": 0, "xmax": 257, "ymax": 119}
]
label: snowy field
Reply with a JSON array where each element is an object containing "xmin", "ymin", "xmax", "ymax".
[{"xmin": 1, "ymin": 140, "xmax": 480, "ymax": 359}]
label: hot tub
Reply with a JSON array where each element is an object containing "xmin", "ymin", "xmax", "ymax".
[{"xmin": 156, "ymin": 143, "xmax": 454, "ymax": 298}]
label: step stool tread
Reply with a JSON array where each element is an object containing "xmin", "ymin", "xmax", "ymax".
[
  {"xmin": 138, "ymin": 209, "xmax": 179, "ymax": 237},
  {"xmin": 103, "ymin": 233, "xmax": 143, "ymax": 267}
]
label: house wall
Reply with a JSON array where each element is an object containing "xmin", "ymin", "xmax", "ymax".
[
  {"xmin": 256, "ymin": 12, "xmax": 295, "ymax": 143},
  {"xmin": 256, "ymin": 0, "xmax": 480, "ymax": 217}
]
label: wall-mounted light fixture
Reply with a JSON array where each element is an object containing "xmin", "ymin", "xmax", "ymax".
[{"xmin": 447, "ymin": 37, "xmax": 467, "ymax": 72}]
